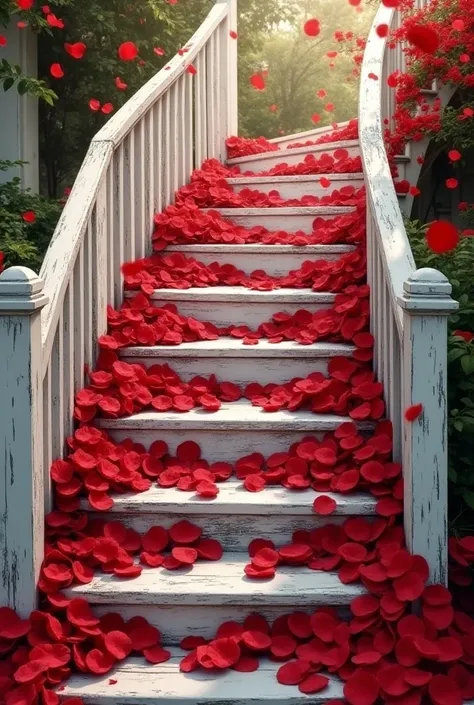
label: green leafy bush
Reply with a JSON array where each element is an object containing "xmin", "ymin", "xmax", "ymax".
[
  {"xmin": 406, "ymin": 218, "xmax": 474, "ymax": 530},
  {"xmin": 0, "ymin": 161, "xmax": 62, "ymax": 272}
]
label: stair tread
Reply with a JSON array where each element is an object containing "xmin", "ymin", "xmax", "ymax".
[
  {"xmin": 59, "ymin": 651, "xmax": 345, "ymax": 704},
  {"xmin": 124, "ymin": 287, "xmax": 338, "ymax": 303},
  {"xmin": 119, "ymin": 339, "xmax": 356, "ymax": 359},
  {"xmin": 226, "ymin": 140, "xmax": 360, "ymax": 166},
  {"xmin": 202, "ymin": 206, "xmax": 355, "ymax": 215},
  {"xmin": 65, "ymin": 554, "xmax": 366, "ymax": 605},
  {"xmin": 95, "ymin": 402, "xmax": 376, "ymax": 432},
  {"xmin": 81, "ymin": 482, "xmax": 376, "ymax": 516},
  {"xmin": 166, "ymin": 244, "xmax": 356, "ymax": 253},
  {"xmin": 226, "ymin": 173, "xmax": 364, "ymax": 185}
]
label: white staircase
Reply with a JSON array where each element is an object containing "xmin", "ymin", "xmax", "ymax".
[{"xmin": 0, "ymin": 1, "xmax": 465, "ymax": 704}]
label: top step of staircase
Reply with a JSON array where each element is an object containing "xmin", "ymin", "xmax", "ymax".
[{"xmin": 226, "ymin": 141, "xmax": 360, "ymax": 172}]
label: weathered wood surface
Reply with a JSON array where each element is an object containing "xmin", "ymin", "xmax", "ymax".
[
  {"xmin": 359, "ymin": 3, "xmax": 415, "ymax": 336},
  {"xmin": 203, "ymin": 206, "xmax": 355, "ymax": 234},
  {"xmin": 166, "ymin": 244, "xmax": 355, "ymax": 275},
  {"xmin": 66, "ymin": 557, "xmax": 366, "ymax": 605},
  {"xmin": 96, "ymin": 406, "xmax": 375, "ymax": 463},
  {"xmin": 228, "ymin": 173, "xmax": 364, "ymax": 199},
  {"xmin": 268, "ymin": 120, "xmax": 350, "ymax": 147},
  {"xmin": 398, "ymin": 269, "xmax": 458, "ymax": 585},
  {"xmin": 0, "ymin": 267, "xmax": 48, "ymax": 616},
  {"xmin": 124, "ymin": 286, "xmax": 337, "ymax": 327},
  {"xmin": 120, "ymin": 340, "xmax": 356, "ymax": 385},
  {"xmin": 226, "ymin": 140, "xmax": 360, "ymax": 170},
  {"xmin": 60, "ymin": 651, "xmax": 346, "ymax": 704}
]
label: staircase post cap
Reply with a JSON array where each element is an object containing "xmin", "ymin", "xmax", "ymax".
[
  {"xmin": 0, "ymin": 266, "xmax": 49, "ymax": 312},
  {"xmin": 397, "ymin": 268, "xmax": 459, "ymax": 314},
  {"xmin": 403, "ymin": 268, "xmax": 452, "ymax": 296}
]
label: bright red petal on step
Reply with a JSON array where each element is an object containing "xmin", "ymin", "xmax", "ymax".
[
  {"xmin": 429, "ymin": 675, "xmax": 463, "ymax": 705},
  {"xmin": 241, "ymin": 630, "xmax": 272, "ymax": 650},
  {"xmin": 171, "ymin": 547, "xmax": 198, "ymax": 565},
  {"xmin": 277, "ymin": 660, "xmax": 311, "ymax": 685},
  {"xmin": 67, "ymin": 599, "xmax": 99, "ymax": 627},
  {"xmin": 344, "ymin": 670, "xmax": 380, "ymax": 705},
  {"xmin": 207, "ymin": 638, "xmax": 241, "ymax": 668},
  {"xmin": 196, "ymin": 538, "xmax": 223, "ymax": 561},
  {"xmin": 104, "ymin": 631, "xmax": 133, "ymax": 660},
  {"xmin": 298, "ymin": 673, "xmax": 329, "ymax": 694},
  {"xmin": 313, "ymin": 495, "xmax": 336, "ymax": 515},
  {"xmin": 143, "ymin": 646, "xmax": 171, "ymax": 664}
]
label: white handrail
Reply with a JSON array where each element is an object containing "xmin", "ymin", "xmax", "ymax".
[
  {"xmin": 0, "ymin": 0, "xmax": 237, "ymax": 616},
  {"xmin": 359, "ymin": 0, "xmax": 458, "ymax": 586}
]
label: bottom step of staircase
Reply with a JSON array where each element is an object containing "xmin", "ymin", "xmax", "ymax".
[{"xmin": 59, "ymin": 651, "xmax": 345, "ymax": 704}]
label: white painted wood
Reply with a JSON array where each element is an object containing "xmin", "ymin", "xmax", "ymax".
[
  {"xmin": 66, "ymin": 555, "xmax": 366, "ymax": 606},
  {"xmin": 166, "ymin": 244, "xmax": 355, "ymax": 274},
  {"xmin": 398, "ymin": 269, "xmax": 458, "ymax": 586},
  {"xmin": 0, "ymin": 267, "xmax": 48, "ymax": 616},
  {"xmin": 227, "ymin": 173, "xmax": 364, "ymax": 199},
  {"xmin": 60, "ymin": 651, "xmax": 346, "ymax": 704},
  {"xmin": 126, "ymin": 287, "xmax": 337, "ymax": 327},
  {"xmin": 226, "ymin": 141, "xmax": 360, "ymax": 171},
  {"xmin": 359, "ymin": 3, "xmax": 416, "ymax": 337},
  {"xmin": 40, "ymin": 141, "xmax": 113, "ymax": 367},
  {"xmin": 85, "ymin": 484, "xmax": 376, "ymax": 552},
  {"xmin": 269, "ymin": 121, "xmax": 350, "ymax": 147},
  {"xmin": 120, "ymin": 339, "xmax": 355, "ymax": 385},
  {"xmin": 96, "ymin": 405, "xmax": 374, "ymax": 463},
  {"xmin": 222, "ymin": 0, "xmax": 238, "ymax": 136},
  {"xmin": 203, "ymin": 206, "xmax": 355, "ymax": 234},
  {"xmin": 91, "ymin": 482, "xmax": 374, "ymax": 517},
  {"xmin": 0, "ymin": 22, "xmax": 39, "ymax": 191}
]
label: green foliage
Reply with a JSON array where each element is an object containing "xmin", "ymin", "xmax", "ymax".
[
  {"xmin": 237, "ymin": 0, "xmax": 375, "ymax": 138},
  {"xmin": 0, "ymin": 160, "xmax": 62, "ymax": 271},
  {"xmin": 0, "ymin": 58, "xmax": 57, "ymax": 104},
  {"xmin": 433, "ymin": 102, "xmax": 474, "ymax": 152},
  {"xmin": 406, "ymin": 218, "xmax": 474, "ymax": 530}
]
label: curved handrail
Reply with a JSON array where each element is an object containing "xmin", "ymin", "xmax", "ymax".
[
  {"xmin": 39, "ymin": 0, "xmax": 229, "ymax": 365},
  {"xmin": 358, "ymin": 3, "xmax": 415, "ymax": 335}
]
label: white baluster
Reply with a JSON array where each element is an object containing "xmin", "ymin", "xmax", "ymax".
[
  {"xmin": 398, "ymin": 268, "xmax": 458, "ymax": 584},
  {"xmin": 195, "ymin": 50, "xmax": 208, "ymax": 165},
  {"xmin": 0, "ymin": 267, "xmax": 48, "ymax": 616}
]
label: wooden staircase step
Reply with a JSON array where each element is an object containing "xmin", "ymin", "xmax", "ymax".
[
  {"xmin": 227, "ymin": 173, "xmax": 364, "ymax": 199},
  {"xmin": 166, "ymin": 244, "xmax": 356, "ymax": 275},
  {"xmin": 65, "ymin": 553, "xmax": 366, "ymax": 607},
  {"xmin": 202, "ymin": 206, "xmax": 356, "ymax": 234},
  {"xmin": 59, "ymin": 652, "xmax": 346, "ymax": 704},
  {"xmin": 83, "ymin": 482, "xmax": 377, "ymax": 552},
  {"xmin": 95, "ymin": 403, "xmax": 375, "ymax": 463},
  {"xmin": 119, "ymin": 339, "xmax": 356, "ymax": 386},
  {"xmin": 124, "ymin": 287, "xmax": 338, "ymax": 327},
  {"xmin": 225, "ymin": 140, "xmax": 360, "ymax": 172}
]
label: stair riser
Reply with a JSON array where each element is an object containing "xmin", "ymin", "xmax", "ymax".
[
  {"xmin": 89, "ymin": 511, "xmax": 371, "ymax": 553},
  {"xmin": 207, "ymin": 209, "xmax": 354, "ymax": 234},
  {"xmin": 118, "ymin": 354, "xmax": 337, "ymax": 386},
  {"xmin": 99, "ymin": 428, "xmax": 347, "ymax": 464},
  {"xmin": 227, "ymin": 143, "xmax": 360, "ymax": 172},
  {"xmin": 165, "ymin": 248, "xmax": 350, "ymax": 275},
  {"xmin": 229, "ymin": 177, "xmax": 364, "ymax": 200},
  {"xmin": 84, "ymin": 603, "xmax": 352, "ymax": 645},
  {"xmin": 144, "ymin": 297, "xmax": 334, "ymax": 327}
]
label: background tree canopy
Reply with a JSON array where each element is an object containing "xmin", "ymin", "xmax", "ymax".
[{"xmin": 33, "ymin": 0, "xmax": 374, "ymax": 196}]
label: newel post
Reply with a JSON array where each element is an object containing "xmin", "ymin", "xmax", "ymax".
[
  {"xmin": 0, "ymin": 267, "xmax": 48, "ymax": 616},
  {"xmin": 397, "ymin": 268, "xmax": 458, "ymax": 586}
]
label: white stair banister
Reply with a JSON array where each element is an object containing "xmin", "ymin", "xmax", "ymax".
[
  {"xmin": 360, "ymin": 1, "xmax": 458, "ymax": 582},
  {"xmin": 0, "ymin": 267, "xmax": 48, "ymax": 616}
]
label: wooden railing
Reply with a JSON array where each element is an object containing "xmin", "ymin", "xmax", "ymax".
[
  {"xmin": 359, "ymin": 1, "xmax": 458, "ymax": 586},
  {"xmin": 0, "ymin": 0, "xmax": 237, "ymax": 616}
]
